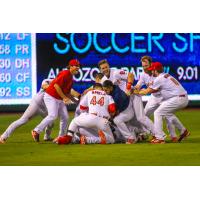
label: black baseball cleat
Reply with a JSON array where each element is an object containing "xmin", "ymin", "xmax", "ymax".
[{"xmin": 178, "ymin": 129, "xmax": 190, "ymax": 142}]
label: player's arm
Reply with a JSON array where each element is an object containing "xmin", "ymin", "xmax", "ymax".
[
  {"xmin": 107, "ymin": 95, "xmax": 116, "ymax": 117},
  {"xmin": 79, "ymin": 95, "xmax": 89, "ymax": 112},
  {"xmin": 133, "ymin": 74, "xmax": 144, "ymax": 92},
  {"xmin": 108, "ymin": 103, "xmax": 116, "ymax": 117},
  {"xmin": 139, "ymin": 87, "xmax": 158, "ymax": 95},
  {"xmin": 134, "ymin": 83, "xmax": 142, "ymax": 90},
  {"xmin": 54, "ymin": 83, "xmax": 71, "ymax": 104},
  {"xmin": 125, "ymin": 72, "xmax": 134, "ymax": 96},
  {"xmin": 70, "ymin": 89, "xmax": 81, "ymax": 99}
]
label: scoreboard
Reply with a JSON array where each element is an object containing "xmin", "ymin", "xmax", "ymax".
[
  {"xmin": 37, "ymin": 33, "xmax": 200, "ymax": 101},
  {"xmin": 0, "ymin": 33, "xmax": 36, "ymax": 105}
]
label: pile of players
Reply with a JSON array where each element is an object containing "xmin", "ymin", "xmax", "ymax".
[{"xmin": 0, "ymin": 56, "xmax": 190, "ymax": 145}]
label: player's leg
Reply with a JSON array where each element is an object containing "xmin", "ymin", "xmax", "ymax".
[
  {"xmin": 33, "ymin": 94, "xmax": 59, "ymax": 141},
  {"xmin": 133, "ymin": 95, "xmax": 159, "ymax": 137},
  {"xmin": 100, "ymin": 120, "xmax": 115, "ymax": 144},
  {"xmin": 78, "ymin": 127, "xmax": 102, "ymax": 144},
  {"xmin": 58, "ymin": 102, "xmax": 69, "ymax": 136},
  {"xmin": 0, "ymin": 100, "xmax": 39, "ymax": 142},
  {"xmin": 154, "ymin": 96, "xmax": 189, "ymax": 142},
  {"xmin": 37, "ymin": 106, "xmax": 54, "ymax": 141},
  {"xmin": 168, "ymin": 115, "xmax": 187, "ymax": 134},
  {"xmin": 67, "ymin": 113, "xmax": 114, "ymax": 144},
  {"xmin": 113, "ymin": 99, "xmax": 136, "ymax": 143},
  {"xmin": 165, "ymin": 116, "xmax": 178, "ymax": 141},
  {"xmin": 144, "ymin": 96, "xmax": 162, "ymax": 117}
]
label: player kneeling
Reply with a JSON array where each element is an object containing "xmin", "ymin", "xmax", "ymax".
[{"xmin": 55, "ymin": 83, "xmax": 116, "ymax": 145}]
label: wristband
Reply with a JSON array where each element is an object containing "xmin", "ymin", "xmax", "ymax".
[{"xmin": 126, "ymin": 82, "xmax": 132, "ymax": 90}]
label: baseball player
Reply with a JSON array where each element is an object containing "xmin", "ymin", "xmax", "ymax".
[
  {"xmin": 102, "ymin": 80, "xmax": 158, "ymax": 144},
  {"xmin": 0, "ymin": 79, "xmax": 53, "ymax": 144},
  {"xmin": 56, "ymin": 83, "xmax": 116, "ymax": 144},
  {"xmin": 98, "ymin": 59, "xmax": 134, "ymax": 95},
  {"xmin": 74, "ymin": 73, "xmax": 107, "ymax": 117},
  {"xmin": 134, "ymin": 56, "xmax": 178, "ymax": 141},
  {"xmin": 32, "ymin": 59, "xmax": 81, "ymax": 142},
  {"xmin": 98, "ymin": 60, "xmax": 158, "ymax": 143},
  {"xmin": 138, "ymin": 62, "xmax": 190, "ymax": 144}
]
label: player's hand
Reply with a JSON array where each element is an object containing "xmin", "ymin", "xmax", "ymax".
[
  {"xmin": 125, "ymin": 89, "xmax": 131, "ymax": 96},
  {"xmin": 132, "ymin": 89, "xmax": 140, "ymax": 95},
  {"xmin": 63, "ymin": 97, "xmax": 71, "ymax": 105},
  {"xmin": 138, "ymin": 89, "xmax": 147, "ymax": 95}
]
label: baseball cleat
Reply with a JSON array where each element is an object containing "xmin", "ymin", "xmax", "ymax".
[
  {"xmin": 0, "ymin": 137, "xmax": 6, "ymax": 144},
  {"xmin": 150, "ymin": 138, "xmax": 165, "ymax": 144},
  {"xmin": 98, "ymin": 130, "xmax": 107, "ymax": 144},
  {"xmin": 171, "ymin": 137, "xmax": 178, "ymax": 143},
  {"xmin": 150, "ymin": 136, "xmax": 156, "ymax": 143},
  {"xmin": 126, "ymin": 138, "xmax": 136, "ymax": 144},
  {"xmin": 32, "ymin": 130, "xmax": 40, "ymax": 142},
  {"xmin": 178, "ymin": 129, "xmax": 190, "ymax": 142},
  {"xmin": 80, "ymin": 135, "xmax": 87, "ymax": 145}
]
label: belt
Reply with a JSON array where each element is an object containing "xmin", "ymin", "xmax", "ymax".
[
  {"xmin": 91, "ymin": 113, "xmax": 109, "ymax": 119},
  {"xmin": 179, "ymin": 95, "xmax": 186, "ymax": 97}
]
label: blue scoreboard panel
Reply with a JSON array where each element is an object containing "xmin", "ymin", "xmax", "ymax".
[{"xmin": 0, "ymin": 33, "xmax": 36, "ymax": 105}]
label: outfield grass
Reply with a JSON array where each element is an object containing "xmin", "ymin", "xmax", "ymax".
[{"xmin": 0, "ymin": 109, "xmax": 199, "ymax": 166}]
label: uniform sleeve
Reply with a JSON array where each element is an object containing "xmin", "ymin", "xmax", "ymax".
[
  {"xmin": 79, "ymin": 93, "xmax": 89, "ymax": 110},
  {"xmin": 149, "ymin": 77, "xmax": 162, "ymax": 90},
  {"xmin": 54, "ymin": 71, "xmax": 69, "ymax": 88},
  {"xmin": 114, "ymin": 69, "xmax": 128, "ymax": 80},
  {"xmin": 107, "ymin": 95, "xmax": 116, "ymax": 114},
  {"xmin": 136, "ymin": 73, "xmax": 145, "ymax": 87}
]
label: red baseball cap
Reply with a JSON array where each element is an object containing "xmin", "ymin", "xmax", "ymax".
[
  {"xmin": 68, "ymin": 59, "xmax": 80, "ymax": 67},
  {"xmin": 148, "ymin": 62, "xmax": 163, "ymax": 71}
]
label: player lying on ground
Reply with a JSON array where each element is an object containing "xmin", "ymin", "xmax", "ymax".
[
  {"xmin": 32, "ymin": 59, "xmax": 81, "ymax": 142},
  {"xmin": 0, "ymin": 79, "xmax": 54, "ymax": 144},
  {"xmin": 138, "ymin": 62, "xmax": 190, "ymax": 144},
  {"xmin": 55, "ymin": 83, "xmax": 116, "ymax": 145}
]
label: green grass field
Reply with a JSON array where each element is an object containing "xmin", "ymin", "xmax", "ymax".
[{"xmin": 0, "ymin": 109, "xmax": 200, "ymax": 166}]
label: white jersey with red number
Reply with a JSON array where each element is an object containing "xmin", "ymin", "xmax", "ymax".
[
  {"xmin": 149, "ymin": 73, "xmax": 187, "ymax": 100},
  {"xmin": 80, "ymin": 89, "xmax": 115, "ymax": 119},
  {"xmin": 107, "ymin": 68, "xmax": 129, "ymax": 91},
  {"xmin": 137, "ymin": 72, "xmax": 161, "ymax": 97}
]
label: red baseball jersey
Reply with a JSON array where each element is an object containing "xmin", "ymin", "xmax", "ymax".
[{"xmin": 45, "ymin": 70, "xmax": 73, "ymax": 100}]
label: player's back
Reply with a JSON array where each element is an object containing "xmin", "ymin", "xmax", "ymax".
[
  {"xmin": 156, "ymin": 73, "xmax": 187, "ymax": 100},
  {"xmin": 109, "ymin": 68, "xmax": 128, "ymax": 91},
  {"xmin": 82, "ymin": 89, "xmax": 114, "ymax": 118}
]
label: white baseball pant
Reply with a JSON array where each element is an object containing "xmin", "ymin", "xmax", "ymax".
[
  {"xmin": 132, "ymin": 95, "xmax": 159, "ymax": 137},
  {"xmin": 113, "ymin": 96, "xmax": 137, "ymax": 140},
  {"xmin": 154, "ymin": 95, "xmax": 189, "ymax": 140},
  {"xmin": 68, "ymin": 113, "xmax": 115, "ymax": 144},
  {"xmin": 1, "ymin": 100, "xmax": 53, "ymax": 140},
  {"xmin": 34, "ymin": 93, "xmax": 68, "ymax": 136},
  {"xmin": 145, "ymin": 95, "xmax": 177, "ymax": 138}
]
